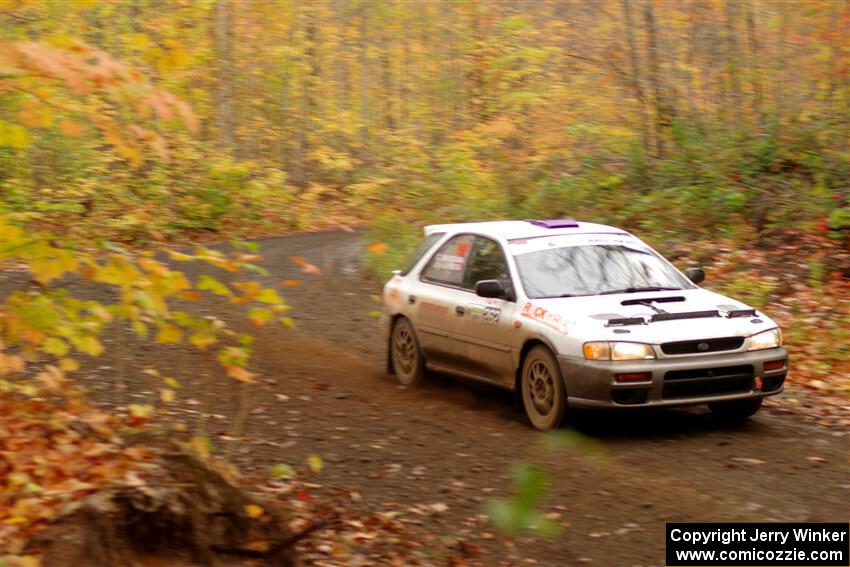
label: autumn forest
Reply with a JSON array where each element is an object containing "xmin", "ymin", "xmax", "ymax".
[{"xmin": 1, "ymin": 1, "xmax": 849, "ymax": 565}]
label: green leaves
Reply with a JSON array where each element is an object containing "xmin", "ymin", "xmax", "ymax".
[
  {"xmin": 155, "ymin": 323, "xmax": 183, "ymax": 344},
  {"xmin": 0, "ymin": 120, "xmax": 30, "ymax": 149},
  {"xmin": 247, "ymin": 307, "xmax": 273, "ymax": 326},
  {"xmin": 43, "ymin": 337, "xmax": 69, "ymax": 356},
  {"xmin": 0, "ymin": 214, "xmax": 294, "ymax": 438},
  {"xmin": 487, "ymin": 463, "xmax": 558, "ymax": 537},
  {"xmin": 257, "ymin": 288, "xmax": 283, "ymax": 305},
  {"xmin": 270, "ymin": 463, "xmax": 296, "ymax": 479},
  {"xmin": 197, "ymin": 274, "xmax": 232, "ymax": 296}
]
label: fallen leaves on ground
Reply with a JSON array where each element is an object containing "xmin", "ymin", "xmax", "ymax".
[
  {"xmin": 670, "ymin": 230, "xmax": 850, "ymax": 430},
  {"xmin": 0, "ymin": 389, "xmax": 147, "ymax": 556},
  {"xmin": 253, "ymin": 475, "xmax": 521, "ymax": 567}
]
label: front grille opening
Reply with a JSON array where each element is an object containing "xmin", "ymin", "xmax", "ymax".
[
  {"xmin": 663, "ymin": 365, "xmax": 753, "ymax": 399},
  {"xmin": 612, "ymin": 388, "xmax": 650, "ymax": 405},
  {"xmin": 762, "ymin": 375, "xmax": 785, "ymax": 392},
  {"xmin": 661, "ymin": 337, "xmax": 745, "ymax": 356}
]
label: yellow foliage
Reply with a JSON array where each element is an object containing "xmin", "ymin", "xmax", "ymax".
[
  {"xmin": 243, "ymin": 504, "xmax": 264, "ymax": 518},
  {"xmin": 226, "ymin": 365, "xmax": 256, "ymax": 383}
]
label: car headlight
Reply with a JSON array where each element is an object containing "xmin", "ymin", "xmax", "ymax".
[
  {"xmin": 748, "ymin": 328, "xmax": 782, "ymax": 351},
  {"xmin": 583, "ymin": 341, "xmax": 656, "ymax": 361}
]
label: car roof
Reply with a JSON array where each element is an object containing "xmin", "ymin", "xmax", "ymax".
[{"xmin": 424, "ymin": 220, "xmax": 629, "ymax": 241}]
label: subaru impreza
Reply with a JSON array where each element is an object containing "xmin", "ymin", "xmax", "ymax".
[{"xmin": 380, "ymin": 220, "xmax": 787, "ymax": 430}]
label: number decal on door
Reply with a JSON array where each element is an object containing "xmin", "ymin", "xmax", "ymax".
[{"xmin": 469, "ymin": 304, "xmax": 501, "ymax": 324}]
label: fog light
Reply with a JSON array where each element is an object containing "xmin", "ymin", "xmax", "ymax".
[
  {"xmin": 764, "ymin": 359, "xmax": 785, "ymax": 371},
  {"xmin": 614, "ymin": 372, "xmax": 652, "ymax": 383}
]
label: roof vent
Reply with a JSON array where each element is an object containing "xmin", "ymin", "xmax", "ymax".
[{"xmin": 528, "ymin": 219, "xmax": 579, "ymax": 229}]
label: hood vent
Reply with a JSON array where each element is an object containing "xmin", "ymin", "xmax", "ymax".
[
  {"xmin": 651, "ymin": 310, "xmax": 719, "ymax": 322},
  {"xmin": 606, "ymin": 317, "xmax": 646, "ymax": 327},
  {"xmin": 621, "ymin": 296, "xmax": 685, "ymax": 306},
  {"xmin": 726, "ymin": 308, "xmax": 757, "ymax": 318}
]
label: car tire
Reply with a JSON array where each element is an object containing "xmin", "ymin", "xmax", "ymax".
[
  {"xmin": 390, "ymin": 317, "xmax": 426, "ymax": 386},
  {"xmin": 708, "ymin": 397, "xmax": 763, "ymax": 421},
  {"xmin": 521, "ymin": 346, "xmax": 567, "ymax": 431}
]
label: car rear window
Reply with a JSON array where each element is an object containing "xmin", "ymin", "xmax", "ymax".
[{"xmin": 399, "ymin": 232, "xmax": 445, "ymax": 275}]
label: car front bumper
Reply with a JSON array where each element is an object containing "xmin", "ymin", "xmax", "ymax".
[{"xmin": 558, "ymin": 347, "xmax": 788, "ymax": 408}]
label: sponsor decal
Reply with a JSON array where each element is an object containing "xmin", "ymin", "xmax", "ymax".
[
  {"xmin": 521, "ymin": 302, "xmax": 572, "ymax": 335},
  {"xmin": 386, "ymin": 288, "xmax": 401, "ymax": 304},
  {"xmin": 468, "ymin": 303, "xmax": 501, "ymax": 324},
  {"xmin": 420, "ymin": 301, "xmax": 449, "ymax": 317},
  {"xmin": 431, "ymin": 253, "xmax": 466, "ymax": 272},
  {"xmin": 430, "ymin": 240, "xmax": 473, "ymax": 273},
  {"xmin": 453, "ymin": 240, "xmax": 472, "ymax": 257},
  {"xmin": 510, "ymin": 234, "xmax": 644, "ymax": 254}
]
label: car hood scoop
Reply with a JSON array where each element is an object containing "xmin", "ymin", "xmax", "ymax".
[
  {"xmin": 620, "ymin": 295, "xmax": 685, "ymax": 306},
  {"xmin": 532, "ymin": 288, "xmax": 775, "ymax": 343}
]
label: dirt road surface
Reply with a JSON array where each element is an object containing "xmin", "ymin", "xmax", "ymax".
[{"xmin": 9, "ymin": 231, "xmax": 848, "ymax": 566}]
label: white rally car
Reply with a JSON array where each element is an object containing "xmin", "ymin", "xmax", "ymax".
[{"xmin": 380, "ymin": 220, "xmax": 788, "ymax": 430}]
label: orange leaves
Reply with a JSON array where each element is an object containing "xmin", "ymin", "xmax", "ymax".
[
  {"xmin": 3, "ymin": 39, "xmax": 199, "ymax": 166},
  {"xmin": 281, "ymin": 279, "xmax": 300, "ymax": 287},
  {"xmin": 366, "ymin": 242, "xmax": 388, "ymax": 255},
  {"xmin": 289, "ymin": 256, "xmax": 322, "ymax": 275},
  {"xmin": 1, "ymin": 352, "xmax": 26, "ymax": 376},
  {"xmin": 230, "ymin": 280, "xmax": 263, "ymax": 304},
  {"xmin": 35, "ymin": 365, "xmax": 66, "ymax": 391},
  {"xmin": 226, "ymin": 365, "xmax": 256, "ymax": 383},
  {"xmin": 59, "ymin": 119, "xmax": 83, "ymax": 137},
  {"xmin": 0, "ymin": 389, "xmax": 129, "ymax": 555},
  {"xmin": 244, "ymin": 504, "xmax": 265, "ymax": 518},
  {"xmin": 155, "ymin": 324, "xmax": 183, "ymax": 344},
  {"xmin": 18, "ymin": 101, "xmax": 54, "ymax": 129}
]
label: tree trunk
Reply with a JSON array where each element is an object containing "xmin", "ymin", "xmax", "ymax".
[
  {"xmin": 358, "ymin": 4, "xmax": 371, "ymax": 167},
  {"xmin": 643, "ymin": 0, "xmax": 666, "ymax": 158},
  {"xmin": 725, "ymin": 0, "xmax": 742, "ymax": 129},
  {"xmin": 622, "ymin": 0, "xmax": 650, "ymax": 154},
  {"xmin": 844, "ymin": 0, "xmax": 850, "ymax": 151},
  {"xmin": 776, "ymin": 1, "xmax": 788, "ymax": 130},
  {"xmin": 214, "ymin": 0, "xmax": 235, "ymax": 155},
  {"xmin": 745, "ymin": 0, "xmax": 763, "ymax": 130},
  {"xmin": 382, "ymin": 29, "xmax": 395, "ymax": 131}
]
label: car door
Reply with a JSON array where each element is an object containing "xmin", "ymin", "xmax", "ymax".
[
  {"xmin": 415, "ymin": 234, "xmax": 476, "ymax": 370},
  {"xmin": 455, "ymin": 236, "xmax": 519, "ymax": 385}
]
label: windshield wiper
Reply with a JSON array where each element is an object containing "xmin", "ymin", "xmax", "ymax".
[
  {"xmin": 597, "ymin": 286, "xmax": 681, "ymax": 295},
  {"xmin": 537, "ymin": 293, "xmax": 581, "ymax": 298}
]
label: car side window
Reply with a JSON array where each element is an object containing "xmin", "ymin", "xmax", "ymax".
[
  {"xmin": 464, "ymin": 237, "xmax": 512, "ymax": 292},
  {"xmin": 421, "ymin": 234, "xmax": 475, "ymax": 286},
  {"xmin": 400, "ymin": 232, "xmax": 445, "ymax": 276}
]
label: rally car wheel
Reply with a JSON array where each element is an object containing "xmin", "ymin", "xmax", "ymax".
[
  {"xmin": 521, "ymin": 346, "xmax": 566, "ymax": 431},
  {"xmin": 390, "ymin": 317, "xmax": 425, "ymax": 386},
  {"xmin": 708, "ymin": 397, "xmax": 763, "ymax": 421}
]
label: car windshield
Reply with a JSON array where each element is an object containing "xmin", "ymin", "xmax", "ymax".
[{"xmin": 514, "ymin": 244, "xmax": 694, "ymax": 299}]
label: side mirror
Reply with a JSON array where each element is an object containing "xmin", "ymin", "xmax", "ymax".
[
  {"xmin": 683, "ymin": 267, "xmax": 705, "ymax": 285},
  {"xmin": 475, "ymin": 279, "xmax": 506, "ymax": 299}
]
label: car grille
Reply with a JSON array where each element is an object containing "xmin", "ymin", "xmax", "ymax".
[
  {"xmin": 660, "ymin": 336, "xmax": 745, "ymax": 356},
  {"xmin": 662, "ymin": 365, "xmax": 753, "ymax": 399}
]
